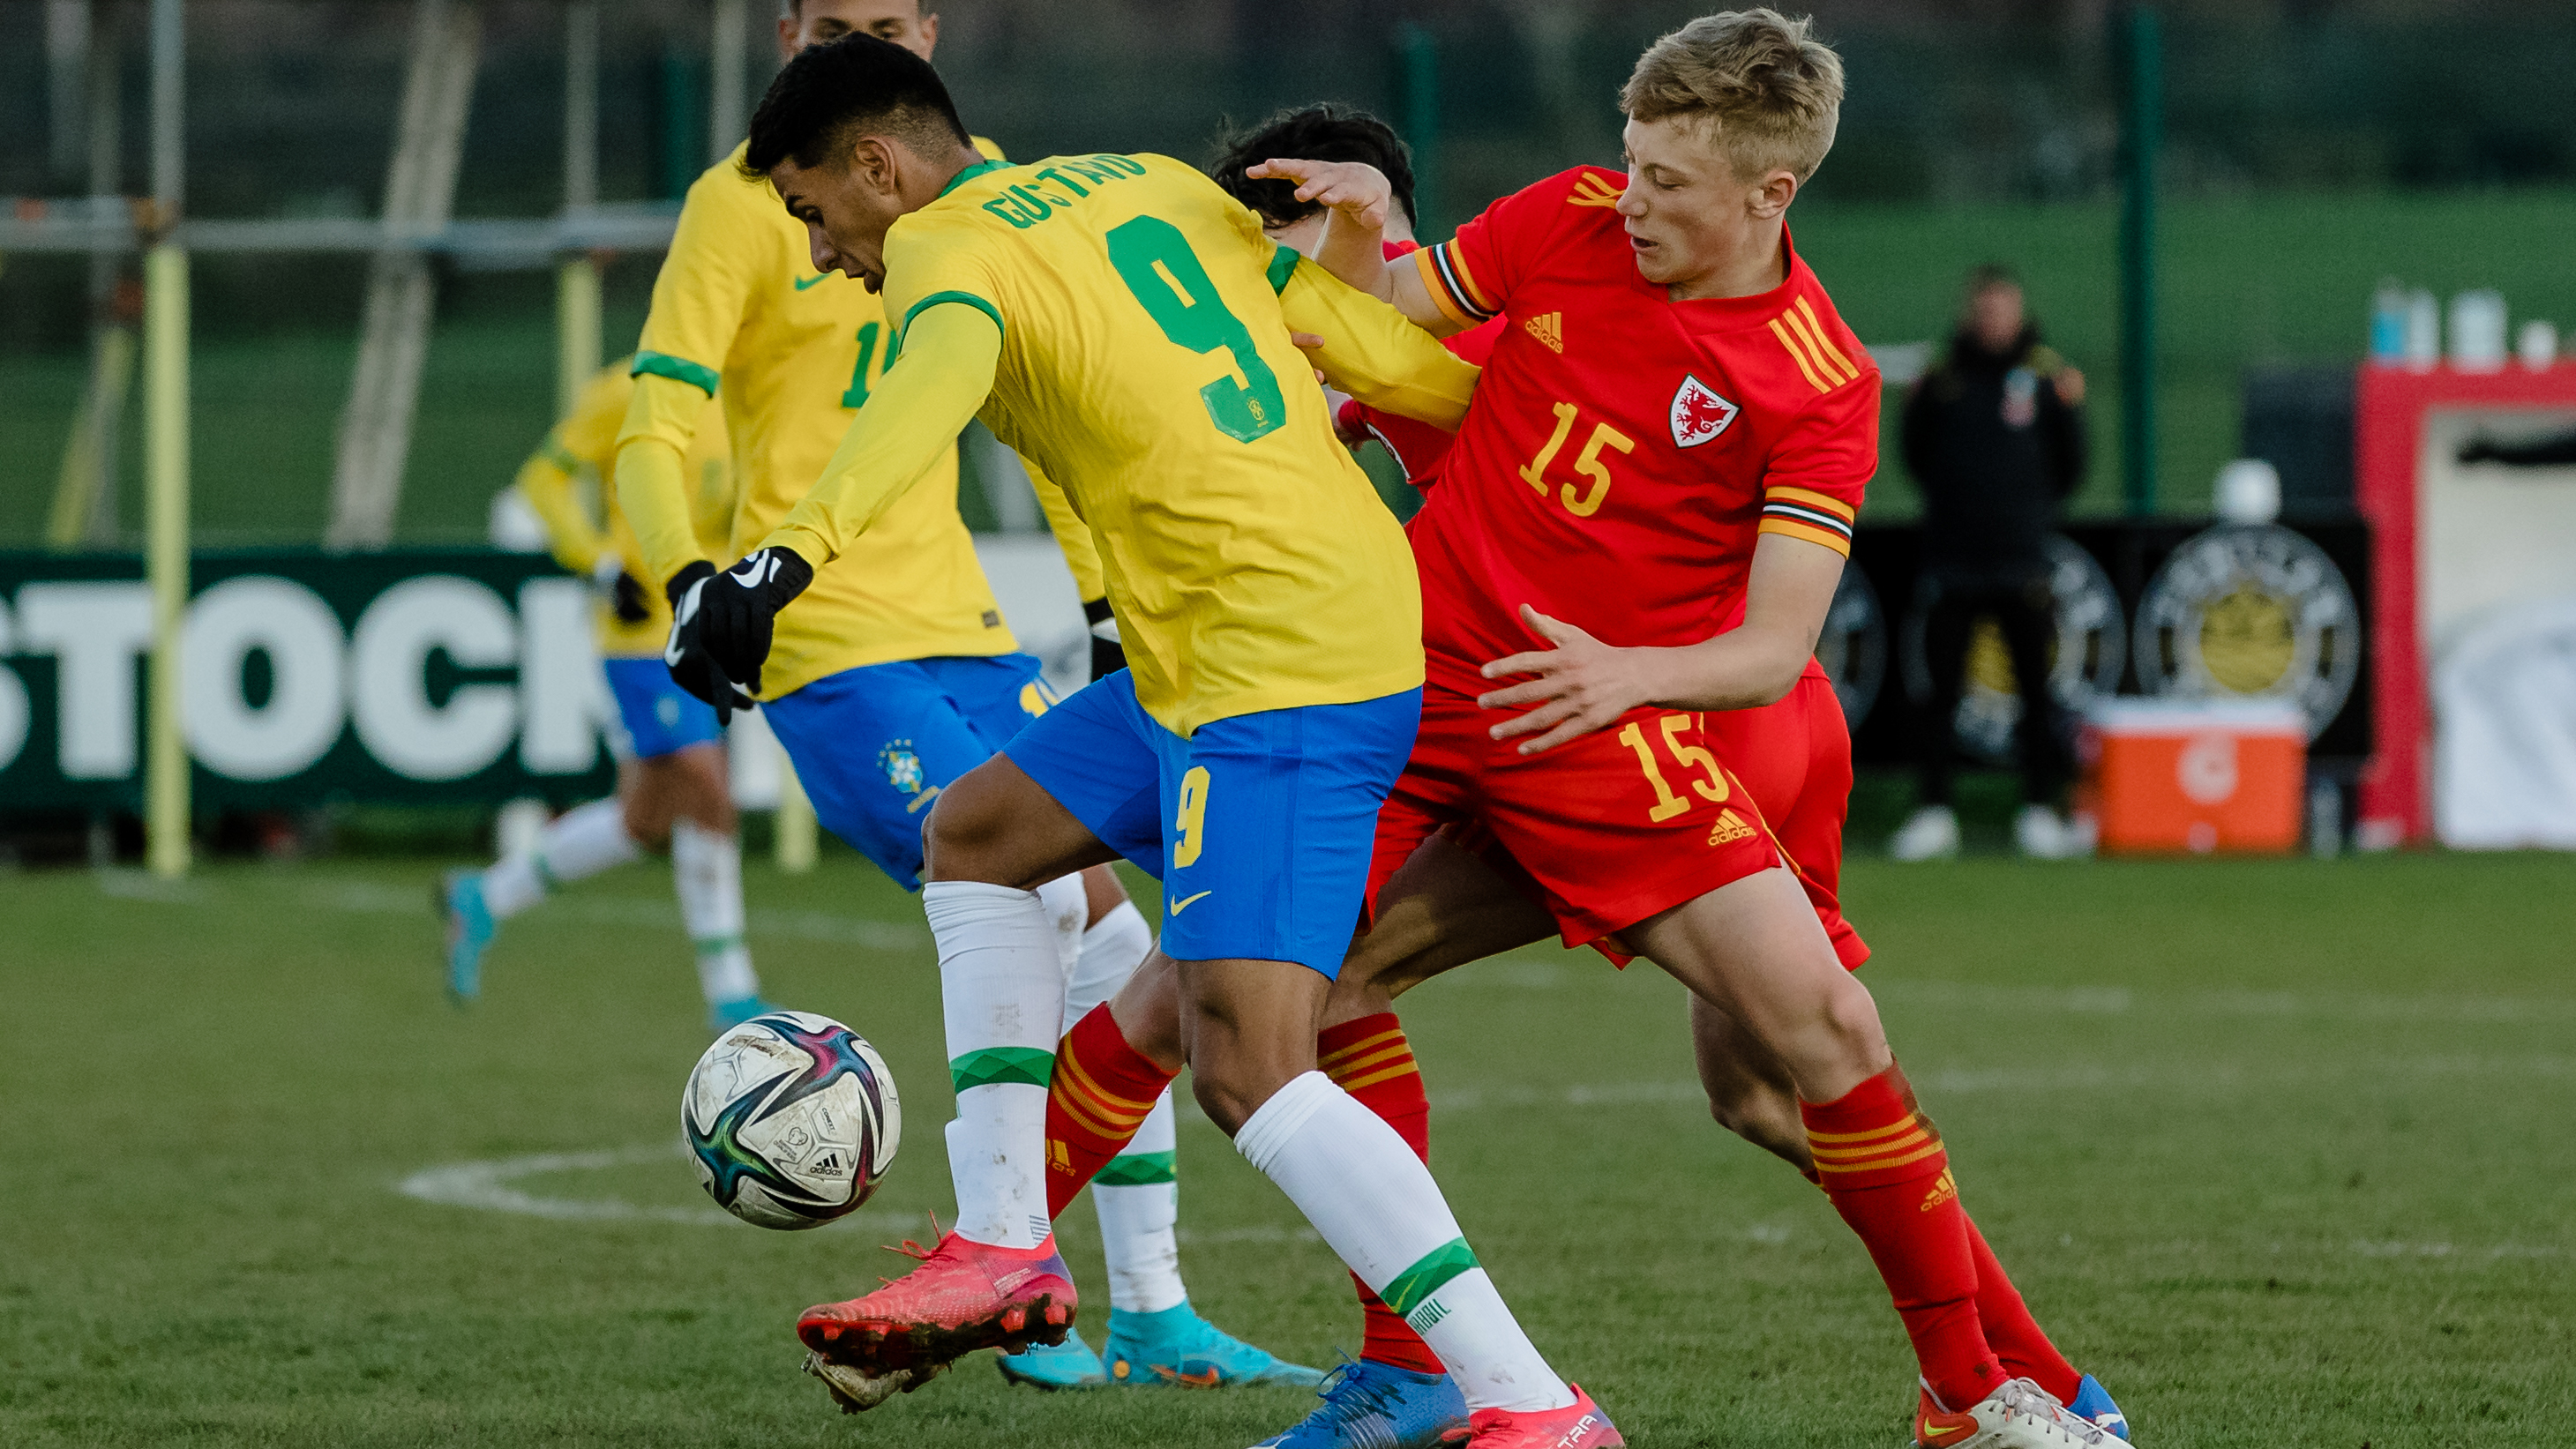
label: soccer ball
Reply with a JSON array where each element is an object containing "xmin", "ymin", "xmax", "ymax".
[{"xmin": 683, "ymin": 1010, "xmax": 900, "ymax": 1229}]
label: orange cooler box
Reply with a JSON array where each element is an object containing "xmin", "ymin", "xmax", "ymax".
[{"xmin": 2082, "ymin": 698, "xmax": 2305, "ymax": 855}]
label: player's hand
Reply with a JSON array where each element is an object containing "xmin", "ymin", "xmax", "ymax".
[
  {"xmin": 1084, "ymin": 597, "xmax": 1127, "ymax": 682},
  {"xmin": 663, "ymin": 549, "xmax": 814, "ymax": 725},
  {"xmin": 1287, "ymin": 331, "xmax": 1331, "ymax": 385},
  {"xmin": 1246, "ymin": 158, "xmax": 1393, "ymax": 232},
  {"xmin": 591, "ymin": 556, "xmax": 655, "ymax": 624},
  {"xmin": 2052, "ymin": 365, "xmax": 2086, "ymax": 407},
  {"xmin": 1477, "ymin": 605, "xmax": 1662, "ymax": 755}
]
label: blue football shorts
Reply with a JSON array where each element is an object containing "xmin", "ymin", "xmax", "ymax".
[
  {"xmin": 603, "ymin": 655, "xmax": 723, "ymax": 761},
  {"xmin": 1003, "ymin": 670, "xmax": 1422, "ymax": 977},
  {"xmin": 761, "ymin": 653, "xmax": 1057, "ymax": 889}
]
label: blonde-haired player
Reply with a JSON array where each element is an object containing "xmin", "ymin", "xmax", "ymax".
[
  {"xmin": 611, "ymin": 0, "xmax": 1315, "ymax": 1400},
  {"xmin": 441, "ymin": 359, "xmax": 769, "ymax": 1033}
]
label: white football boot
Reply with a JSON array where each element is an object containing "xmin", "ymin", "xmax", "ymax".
[
  {"xmin": 1890, "ymin": 805, "xmax": 1962, "ymax": 862},
  {"xmin": 2014, "ymin": 805, "xmax": 2093, "ymax": 860},
  {"xmin": 1914, "ymin": 1377, "xmax": 2125, "ymax": 1449}
]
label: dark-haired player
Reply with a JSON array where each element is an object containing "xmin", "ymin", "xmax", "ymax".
[
  {"xmin": 1041, "ymin": 11, "xmax": 2130, "ymax": 1448},
  {"xmin": 1210, "ymin": 104, "xmax": 1502, "ymax": 491},
  {"xmin": 673, "ymin": 30, "xmax": 1626, "ymax": 1448},
  {"xmin": 614, "ymin": 0, "xmax": 1314, "ymax": 1401}
]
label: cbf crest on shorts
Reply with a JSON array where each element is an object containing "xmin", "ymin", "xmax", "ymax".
[
  {"xmin": 1670, "ymin": 375, "xmax": 1739, "ymax": 448},
  {"xmin": 878, "ymin": 741, "xmax": 925, "ymax": 795}
]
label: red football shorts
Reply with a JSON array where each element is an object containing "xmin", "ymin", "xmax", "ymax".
[
  {"xmin": 1706, "ymin": 670, "xmax": 1870, "ymax": 970},
  {"xmin": 1367, "ymin": 669, "xmax": 1869, "ymax": 967},
  {"xmin": 1367, "ymin": 679, "xmax": 1785, "ymax": 949}
]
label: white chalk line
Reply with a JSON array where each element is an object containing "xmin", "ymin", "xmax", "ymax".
[{"xmin": 304, "ymin": 878, "xmax": 926, "ymax": 949}]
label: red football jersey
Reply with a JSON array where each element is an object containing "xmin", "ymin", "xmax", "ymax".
[{"xmin": 1403, "ymin": 165, "xmax": 1879, "ymax": 690}]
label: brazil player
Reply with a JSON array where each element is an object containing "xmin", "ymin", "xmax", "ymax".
[
  {"xmin": 439, "ymin": 359, "xmax": 772, "ymax": 1034},
  {"xmin": 675, "ymin": 34, "xmax": 1624, "ymax": 1446},
  {"xmin": 612, "ymin": 0, "xmax": 1314, "ymax": 1400},
  {"xmin": 1032, "ymin": 13, "xmax": 2131, "ymax": 1448}
]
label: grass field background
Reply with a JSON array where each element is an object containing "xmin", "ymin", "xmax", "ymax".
[
  {"xmin": 4, "ymin": 849, "xmax": 2572, "ymax": 1446},
  {"xmin": 6, "ymin": 187, "xmax": 2575, "ymax": 548}
]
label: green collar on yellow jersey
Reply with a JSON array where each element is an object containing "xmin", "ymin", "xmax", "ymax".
[{"xmin": 939, "ymin": 158, "xmax": 1014, "ymax": 199}]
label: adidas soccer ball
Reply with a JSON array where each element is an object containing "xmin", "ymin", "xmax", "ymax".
[{"xmin": 683, "ymin": 1010, "xmax": 900, "ymax": 1229}]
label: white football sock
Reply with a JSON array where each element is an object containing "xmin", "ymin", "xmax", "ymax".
[
  {"xmin": 1093, "ymin": 1088, "xmax": 1186, "ymax": 1313},
  {"xmin": 1037, "ymin": 872, "xmax": 1090, "ymax": 978},
  {"xmin": 1063, "ymin": 899, "xmax": 1153, "ymax": 1026},
  {"xmin": 670, "ymin": 818, "xmax": 758, "ymax": 1005},
  {"xmin": 924, "ymin": 879, "xmax": 1067, "ymax": 1251},
  {"xmin": 1236, "ymin": 1071, "xmax": 1571, "ymax": 1413},
  {"xmin": 481, "ymin": 798, "xmax": 639, "ymax": 918}
]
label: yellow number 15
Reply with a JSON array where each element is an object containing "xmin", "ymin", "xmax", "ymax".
[{"xmin": 1519, "ymin": 401, "xmax": 1635, "ymax": 518}]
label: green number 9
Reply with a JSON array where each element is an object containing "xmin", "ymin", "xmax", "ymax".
[{"xmin": 1105, "ymin": 215, "xmax": 1287, "ymax": 444}]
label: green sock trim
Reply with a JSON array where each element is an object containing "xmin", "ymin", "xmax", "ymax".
[
  {"xmin": 949, "ymin": 1045, "xmax": 1053, "ymax": 1093},
  {"xmin": 1382, "ymin": 1236, "xmax": 1478, "ymax": 1321},
  {"xmin": 530, "ymin": 853, "xmax": 559, "ymax": 892},
  {"xmin": 1093, "ymin": 1150, "xmax": 1176, "ymax": 1187},
  {"xmin": 692, "ymin": 932, "xmax": 745, "ymax": 956}
]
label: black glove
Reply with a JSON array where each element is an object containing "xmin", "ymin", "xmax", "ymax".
[
  {"xmin": 663, "ymin": 549, "xmax": 814, "ymax": 724},
  {"xmin": 1084, "ymin": 596, "xmax": 1127, "ymax": 682},
  {"xmin": 610, "ymin": 570, "xmax": 652, "ymax": 624}
]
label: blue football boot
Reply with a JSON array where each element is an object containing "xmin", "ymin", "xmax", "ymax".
[
  {"xmin": 438, "ymin": 869, "xmax": 495, "ymax": 1005},
  {"xmin": 2068, "ymin": 1374, "xmax": 2130, "ymax": 1441},
  {"xmin": 1103, "ymin": 1302, "xmax": 1324, "ymax": 1387},
  {"xmin": 1253, "ymin": 1356, "xmax": 1467, "ymax": 1448},
  {"xmin": 707, "ymin": 994, "xmax": 777, "ymax": 1034},
  {"xmin": 995, "ymin": 1333, "xmax": 1109, "ymax": 1390}
]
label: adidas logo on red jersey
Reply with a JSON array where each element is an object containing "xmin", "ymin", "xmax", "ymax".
[
  {"xmin": 1524, "ymin": 312, "xmax": 1564, "ymax": 353},
  {"xmin": 1708, "ymin": 809, "xmax": 1755, "ymax": 846}
]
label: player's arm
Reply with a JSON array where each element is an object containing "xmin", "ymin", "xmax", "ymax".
[
  {"xmin": 1278, "ymin": 255, "xmax": 1480, "ymax": 431},
  {"xmin": 1248, "ymin": 158, "xmax": 1461, "ymax": 337},
  {"xmin": 1475, "ymin": 534, "xmax": 1846, "ymax": 755},
  {"xmin": 1021, "ymin": 454, "xmax": 1127, "ymax": 680},
  {"xmin": 513, "ymin": 429, "xmax": 608, "ymax": 579},
  {"xmin": 760, "ymin": 302, "xmax": 1000, "ymax": 568},
  {"xmin": 614, "ymin": 373, "xmax": 721, "ymax": 588},
  {"xmin": 1022, "ymin": 455, "xmax": 1105, "ymax": 603},
  {"xmin": 613, "ymin": 168, "xmax": 762, "ymax": 594},
  {"xmin": 663, "ymin": 302, "xmax": 1006, "ymax": 716}
]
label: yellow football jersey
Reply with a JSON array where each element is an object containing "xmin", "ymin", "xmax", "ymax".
[
  {"xmin": 624, "ymin": 138, "xmax": 1060, "ymax": 699},
  {"xmin": 768, "ymin": 153, "xmax": 1444, "ymax": 736},
  {"xmin": 516, "ymin": 359, "xmax": 731, "ymax": 657}
]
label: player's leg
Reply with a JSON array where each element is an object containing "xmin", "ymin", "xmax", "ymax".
[
  {"xmin": 918, "ymin": 657, "xmax": 1317, "ymax": 1391},
  {"xmin": 619, "ymin": 740, "xmax": 771, "ymax": 1030},
  {"xmin": 789, "ymin": 673, "xmax": 1161, "ymax": 1398},
  {"xmin": 1704, "ymin": 681, "xmax": 2120, "ymax": 1432},
  {"xmin": 441, "ymin": 657, "xmax": 674, "ymax": 1002},
  {"xmin": 1153, "ymin": 691, "xmax": 1614, "ymax": 1442}
]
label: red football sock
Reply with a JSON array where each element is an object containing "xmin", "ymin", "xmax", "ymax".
[
  {"xmin": 1317, "ymin": 1013, "xmax": 1445, "ymax": 1376},
  {"xmin": 1801, "ymin": 1064, "xmax": 2004, "ymax": 1412},
  {"xmin": 1044, "ymin": 1004, "xmax": 1176, "ymax": 1219},
  {"xmin": 1965, "ymin": 1213, "xmax": 2080, "ymax": 1401}
]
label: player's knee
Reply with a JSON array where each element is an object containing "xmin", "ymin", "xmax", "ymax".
[
  {"xmin": 921, "ymin": 770, "xmax": 1013, "ymax": 882},
  {"xmin": 1187, "ymin": 1070, "xmax": 1262, "ymax": 1139},
  {"xmin": 1816, "ymin": 971, "xmax": 1891, "ymax": 1072}
]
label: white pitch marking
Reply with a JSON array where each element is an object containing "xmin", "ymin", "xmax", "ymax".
[{"xmin": 395, "ymin": 1141, "xmax": 917, "ymax": 1229}]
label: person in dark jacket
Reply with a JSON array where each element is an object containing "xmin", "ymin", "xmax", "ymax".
[{"xmin": 1891, "ymin": 265, "xmax": 2091, "ymax": 860}]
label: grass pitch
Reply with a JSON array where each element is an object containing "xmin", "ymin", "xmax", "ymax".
[{"xmin": 3, "ymin": 848, "xmax": 2572, "ymax": 1447}]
